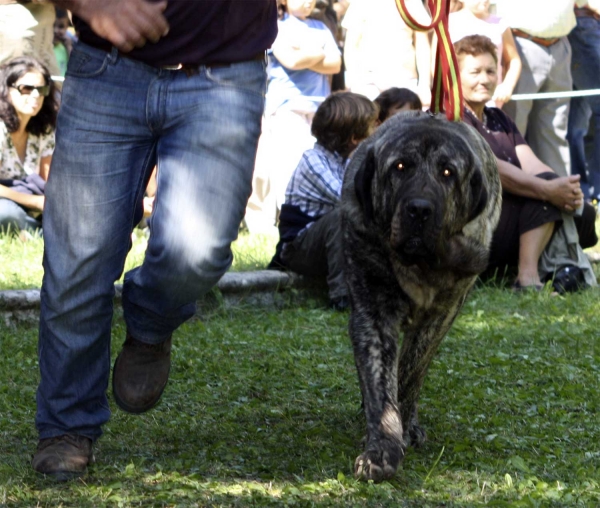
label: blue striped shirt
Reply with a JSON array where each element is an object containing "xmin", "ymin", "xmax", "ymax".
[{"xmin": 283, "ymin": 143, "xmax": 347, "ymax": 236}]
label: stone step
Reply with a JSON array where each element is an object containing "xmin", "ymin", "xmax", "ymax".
[{"xmin": 0, "ymin": 270, "xmax": 327, "ymax": 326}]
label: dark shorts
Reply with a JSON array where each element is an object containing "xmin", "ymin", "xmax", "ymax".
[{"xmin": 486, "ymin": 172, "xmax": 598, "ymax": 273}]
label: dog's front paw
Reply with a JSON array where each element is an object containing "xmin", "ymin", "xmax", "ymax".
[
  {"xmin": 407, "ymin": 423, "xmax": 427, "ymax": 448},
  {"xmin": 403, "ymin": 405, "xmax": 427, "ymax": 448},
  {"xmin": 354, "ymin": 441, "xmax": 404, "ymax": 482}
]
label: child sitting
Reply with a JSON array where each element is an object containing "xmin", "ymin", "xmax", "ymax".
[
  {"xmin": 269, "ymin": 92, "xmax": 378, "ymax": 310},
  {"xmin": 374, "ymin": 87, "xmax": 422, "ymax": 125}
]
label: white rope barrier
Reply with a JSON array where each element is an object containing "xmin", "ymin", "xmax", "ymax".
[
  {"xmin": 52, "ymin": 72, "xmax": 600, "ymax": 102},
  {"xmin": 510, "ymin": 89, "xmax": 600, "ymax": 101}
]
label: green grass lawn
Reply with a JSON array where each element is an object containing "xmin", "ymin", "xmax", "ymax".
[
  {"xmin": 1, "ymin": 286, "xmax": 600, "ymax": 506},
  {"xmin": 1, "ymin": 223, "xmax": 599, "ymax": 291},
  {"xmin": 0, "ymin": 229, "xmax": 278, "ymax": 291}
]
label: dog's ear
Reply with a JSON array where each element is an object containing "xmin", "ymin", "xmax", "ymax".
[
  {"xmin": 354, "ymin": 147, "xmax": 376, "ymax": 223},
  {"xmin": 467, "ymin": 168, "xmax": 488, "ymax": 222}
]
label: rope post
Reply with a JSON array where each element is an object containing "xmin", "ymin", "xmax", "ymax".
[{"xmin": 395, "ymin": 0, "xmax": 463, "ymax": 121}]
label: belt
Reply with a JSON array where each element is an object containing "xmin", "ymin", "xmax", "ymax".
[
  {"xmin": 574, "ymin": 7, "xmax": 600, "ymax": 21},
  {"xmin": 161, "ymin": 52, "xmax": 266, "ymax": 76},
  {"xmin": 511, "ymin": 28, "xmax": 561, "ymax": 47}
]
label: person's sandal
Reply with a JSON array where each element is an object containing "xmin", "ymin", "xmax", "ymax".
[{"xmin": 511, "ymin": 281, "xmax": 544, "ymax": 292}]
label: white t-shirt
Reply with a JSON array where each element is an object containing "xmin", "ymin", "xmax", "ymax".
[
  {"xmin": 495, "ymin": 0, "xmax": 578, "ymax": 38},
  {"xmin": 0, "ymin": 122, "xmax": 55, "ymax": 180},
  {"xmin": 342, "ymin": 0, "xmax": 430, "ymax": 85},
  {"xmin": 449, "ymin": 10, "xmax": 508, "ymax": 81}
]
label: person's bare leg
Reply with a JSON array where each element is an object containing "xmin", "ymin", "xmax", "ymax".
[{"xmin": 517, "ymin": 222, "xmax": 554, "ymax": 287}]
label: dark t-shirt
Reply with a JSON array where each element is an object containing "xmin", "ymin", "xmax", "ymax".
[
  {"xmin": 462, "ymin": 107, "xmax": 526, "ymax": 169},
  {"xmin": 74, "ymin": 0, "xmax": 278, "ymax": 67}
]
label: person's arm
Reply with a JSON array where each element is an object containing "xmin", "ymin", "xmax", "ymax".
[
  {"xmin": 143, "ymin": 166, "xmax": 157, "ymax": 217},
  {"xmin": 414, "ymin": 30, "xmax": 432, "ymax": 108},
  {"xmin": 0, "ymin": 184, "xmax": 44, "ymax": 211},
  {"xmin": 272, "ymin": 40, "xmax": 326, "ymax": 71},
  {"xmin": 493, "ymin": 28, "xmax": 522, "ymax": 106},
  {"xmin": 496, "ymin": 157, "xmax": 583, "ymax": 211},
  {"xmin": 515, "ymin": 144, "xmax": 559, "ymax": 176},
  {"xmin": 309, "ymin": 31, "xmax": 342, "ymax": 74},
  {"xmin": 39, "ymin": 154, "xmax": 51, "ymax": 181},
  {"xmin": 50, "ymin": 0, "xmax": 169, "ymax": 53}
]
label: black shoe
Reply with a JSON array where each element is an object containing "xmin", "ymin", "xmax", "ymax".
[
  {"xmin": 112, "ymin": 333, "xmax": 172, "ymax": 414},
  {"xmin": 329, "ymin": 296, "xmax": 350, "ymax": 311},
  {"xmin": 32, "ymin": 434, "xmax": 94, "ymax": 481}
]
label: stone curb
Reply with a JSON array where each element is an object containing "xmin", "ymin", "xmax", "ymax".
[
  {"xmin": 2, "ymin": 253, "xmax": 599, "ymax": 326},
  {"xmin": 0, "ymin": 270, "xmax": 326, "ymax": 326}
]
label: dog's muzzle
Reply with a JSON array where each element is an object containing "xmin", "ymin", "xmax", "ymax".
[
  {"xmin": 391, "ymin": 198, "xmax": 439, "ymax": 261},
  {"xmin": 406, "ymin": 199, "xmax": 433, "ymax": 224}
]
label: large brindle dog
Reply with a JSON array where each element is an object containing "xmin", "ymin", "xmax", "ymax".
[{"xmin": 341, "ymin": 111, "xmax": 501, "ymax": 482}]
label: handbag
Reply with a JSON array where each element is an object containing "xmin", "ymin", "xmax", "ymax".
[{"xmin": 544, "ymin": 265, "xmax": 588, "ymax": 294}]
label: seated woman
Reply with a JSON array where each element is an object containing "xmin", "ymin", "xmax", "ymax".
[
  {"xmin": 0, "ymin": 56, "xmax": 58, "ymax": 234},
  {"xmin": 455, "ymin": 35, "xmax": 597, "ymax": 289}
]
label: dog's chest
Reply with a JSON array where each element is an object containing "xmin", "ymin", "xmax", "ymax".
[
  {"xmin": 392, "ymin": 264, "xmax": 439, "ymax": 310},
  {"xmin": 392, "ymin": 262, "xmax": 471, "ymax": 314}
]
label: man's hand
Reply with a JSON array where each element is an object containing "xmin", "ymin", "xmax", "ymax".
[
  {"xmin": 543, "ymin": 175, "xmax": 584, "ymax": 212},
  {"xmin": 58, "ymin": 0, "xmax": 169, "ymax": 53},
  {"xmin": 492, "ymin": 82, "xmax": 514, "ymax": 108}
]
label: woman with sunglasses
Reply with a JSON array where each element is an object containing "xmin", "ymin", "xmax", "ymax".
[{"xmin": 0, "ymin": 56, "xmax": 58, "ymax": 234}]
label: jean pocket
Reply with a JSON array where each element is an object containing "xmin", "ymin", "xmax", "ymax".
[
  {"xmin": 66, "ymin": 46, "xmax": 110, "ymax": 79},
  {"xmin": 205, "ymin": 59, "xmax": 267, "ymax": 98}
]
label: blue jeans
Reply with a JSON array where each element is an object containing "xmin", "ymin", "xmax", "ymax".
[
  {"xmin": 0, "ymin": 198, "xmax": 41, "ymax": 232},
  {"xmin": 36, "ymin": 42, "xmax": 266, "ymax": 440},
  {"xmin": 567, "ymin": 15, "xmax": 600, "ymax": 199}
]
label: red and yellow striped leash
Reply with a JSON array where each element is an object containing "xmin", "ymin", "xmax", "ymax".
[{"xmin": 395, "ymin": 0, "xmax": 463, "ymax": 121}]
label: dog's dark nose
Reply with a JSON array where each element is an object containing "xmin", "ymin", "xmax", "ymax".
[{"xmin": 406, "ymin": 199, "xmax": 433, "ymax": 222}]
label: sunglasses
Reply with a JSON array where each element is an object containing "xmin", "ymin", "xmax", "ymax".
[{"xmin": 11, "ymin": 84, "xmax": 50, "ymax": 97}]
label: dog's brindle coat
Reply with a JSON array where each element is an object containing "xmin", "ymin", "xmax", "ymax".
[{"xmin": 341, "ymin": 111, "xmax": 501, "ymax": 482}]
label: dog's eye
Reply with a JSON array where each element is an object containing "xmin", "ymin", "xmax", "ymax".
[
  {"xmin": 442, "ymin": 168, "xmax": 452, "ymax": 177},
  {"xmin": 397, "ymin": 163, "xmax": 404, "ymax": 171}
]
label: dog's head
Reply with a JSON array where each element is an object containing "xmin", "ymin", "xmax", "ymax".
[{"xmin": 350, "ymin": 111, "xmax": 497, "ymax": 267}]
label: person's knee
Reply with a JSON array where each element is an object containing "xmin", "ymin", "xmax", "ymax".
[
  {"xmin": 0, "ymin": 199, "xmax": 27, "ymax": 233},
  {"xmin": 152, "ymin": 238, "xmax": 233, "ymax": 298}
]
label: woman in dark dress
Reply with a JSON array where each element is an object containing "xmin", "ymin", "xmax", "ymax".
[{"xmin": 455, "ymin": 35, "xmax": 597, "ymax": 289}]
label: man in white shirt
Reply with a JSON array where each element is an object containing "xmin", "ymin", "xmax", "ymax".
[
  {"xmin": 342, "ymin": 0, "xmax": 431, "ymax": 105},
  {"xmin": 498, "ymin": 0, "xmax": 584, "ymax": 177}
]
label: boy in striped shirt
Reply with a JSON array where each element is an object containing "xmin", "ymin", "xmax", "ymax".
[{"xmin": 269, "ymin": 92, "xmax": 378, "ymax": 310}]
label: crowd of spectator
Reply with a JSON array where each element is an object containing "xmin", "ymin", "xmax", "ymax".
[{"xmin": 0, "ymin": 0, "xmax": 599, "ymax": 294}]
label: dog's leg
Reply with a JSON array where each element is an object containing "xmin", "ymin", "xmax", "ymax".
[
  {"xmin": 406, "ymin": 403, "xmax": 426, "ymax": 448},
  {"xmin": 396, "ymin": 303, "xmax": 463, "ymax": 448},
  {"xmin": 349, "ymin": 307, "xmax": 406, "ymax": 482}
]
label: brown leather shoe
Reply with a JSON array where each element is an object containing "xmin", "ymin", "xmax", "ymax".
[
  {"xmin": 112, "ymin": 333, "xmax": 172, "ymax": 414},
  {"xmin": 32, "ymin": 434, "xmax": 94, "ymax": 481}
]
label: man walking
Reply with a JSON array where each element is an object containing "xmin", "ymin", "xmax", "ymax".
[{"xmin": 32, "ymin": 0, "xmax": 277, "ymax": 480}]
